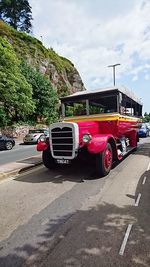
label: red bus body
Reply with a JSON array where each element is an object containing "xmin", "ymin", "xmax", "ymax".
[{"xmin": 37, "ymin": 87, "xmax": 142, "ymax": 176}]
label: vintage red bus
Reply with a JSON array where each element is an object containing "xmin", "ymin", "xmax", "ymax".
[{"xmin": 37, "ymin": 86, "xmax": 142, "ymax": 176}]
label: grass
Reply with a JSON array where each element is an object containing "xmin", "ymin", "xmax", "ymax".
[{"xmin": 0, "ymin": 20, "xmax": 74, "ymax": 72}]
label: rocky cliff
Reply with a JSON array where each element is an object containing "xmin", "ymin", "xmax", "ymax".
[{"xmin": 0, "ymin": 20, "xmax": 85, "ymax": 96}]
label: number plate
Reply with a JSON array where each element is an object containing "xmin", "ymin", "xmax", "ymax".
[{"xmin": 56, "ymin": 159, "xmax": 70, "ymax": 164}]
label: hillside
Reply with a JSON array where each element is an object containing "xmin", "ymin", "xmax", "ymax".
[{"xmin": 0, "ymin": 20, "xmax": 85, "ymax": 96}]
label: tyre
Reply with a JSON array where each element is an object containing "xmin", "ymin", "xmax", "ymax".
[
  {"xmin": 96, "ymin": 143, "xmax": 113, "ymax": 177},
  {"xmin": 5, "ymin": 141, "xmax": 13, "ymax": 150},
  {"xmin": 42, "ymin": 147, "xmax": 56, "ymax": 169}
]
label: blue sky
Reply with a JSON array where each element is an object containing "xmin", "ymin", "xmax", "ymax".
[{"xmin": 29, "ymin": 0, "xmax": 150, "ymax": 113}]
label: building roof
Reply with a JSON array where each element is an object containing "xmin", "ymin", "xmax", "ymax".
[{"xmin": 61, "ymin": 86, "xmax": 143, "ymax": 105}]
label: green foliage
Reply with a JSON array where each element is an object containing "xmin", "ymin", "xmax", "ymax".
[
  {"xmin": 20, "ymin": 61, "xmax": 59, "ymax": 124},
  {"xmin": 47, "ymin": 48, "xmax": 74, "ymax": 72},
  {"xmin": 65, "ymin": 103, "xmax": 86, "ymax": 117},
  {"xmin": 0, "ymin": 20, "xmax": 75, "ymax": 75},
  {"xmin": 0, "ymin": 0, "xmax": 32, "ymax": 33},
  {"xmin": 58, "ymin": 85, "xmax": 69, "ymax": 97},
  {"xmin": 65, "ymin": 106, "xmax": 74, "ymax": 117},
  {"xmin": 0, "ymin": 22, "xmax": 79, "ymax": 127},
  {"xmin": 89, "ymin": 106, "xmax": 104, "ymax": 114},
  {"xmin": 143, "ymin": 112, "xmax": 150, "ymax": 122},
  {"xmin": 0, "ymin": 106, "xmax": 10, "ymax": 127},
  {"xmin": 0, "ymin": 37, "xmax": 34, "ymax": 126}
]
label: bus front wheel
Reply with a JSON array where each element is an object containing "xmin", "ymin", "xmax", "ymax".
[{"xmin": 42, "ymin": 148, "xmax": 56, "ymax": 169}]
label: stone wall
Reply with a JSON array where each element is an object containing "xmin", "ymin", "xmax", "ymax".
[{"xmin": 0, "ymin": 126, "xmax": 39, "ymax": 138}]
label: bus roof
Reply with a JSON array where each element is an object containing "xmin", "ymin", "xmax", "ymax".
[{"xmin": 61, "ymin": 86, "xmax": 143, "ymax": 105}]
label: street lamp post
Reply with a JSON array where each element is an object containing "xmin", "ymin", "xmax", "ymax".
[
  {"xmin": 40, "ymin": 35, "xmax": 43, "ymax": 43},
  {"xmin": 108, "ymin": 63, "xmax": 121, "ymax": 86}
]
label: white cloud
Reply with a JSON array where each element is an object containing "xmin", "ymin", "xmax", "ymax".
[
  {"xmin": 132, "ymin": 76, "xmax": 138, "ymax": 82},
  {"xmin": 144, "ymin": 74, "xmax": 150, "ymax": 80},
  {"xmin": 29, "ymin": 0, "xmax": 150, "ymax": 111}
]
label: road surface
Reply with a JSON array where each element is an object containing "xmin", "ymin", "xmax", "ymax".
[
  {"xmin": 0, "ymin": 142, "xmax": 40, "ymax": 165},
  {"xmin": 0, "ymin": 137, "xmax": 149, "ymax": 267}
]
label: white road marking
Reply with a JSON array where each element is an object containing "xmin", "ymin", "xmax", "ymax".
[
  {"xmin": 54, "ymin": 175, "xmax": 62, "ymax": 179},
  {"xmin": 119, "ymin": 224, "xmax": 133, "ymax": 256},
  {"xmin": 147, "ymin": 162, "xmax": 150, "ymax": 171},
  {"xmin": 142, "ymin": 176, "xmax": 147, "ymax": 185},
  {"xmin": 135, "ymin": 193, "xmax": 141, "ymax": 207}
]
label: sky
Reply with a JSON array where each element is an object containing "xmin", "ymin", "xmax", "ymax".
[{"xmin": 29, "ymin": 0, "xmax": 150, "ymax": 113}]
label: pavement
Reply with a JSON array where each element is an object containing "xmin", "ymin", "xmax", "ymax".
[{"xmin": 0, "ymin": 155, "xmax": 42, "ymax": 182}]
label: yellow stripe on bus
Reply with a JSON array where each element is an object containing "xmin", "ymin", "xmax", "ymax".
[{"xmin": 64, "ymin": 113, "xmax": 141, "ymax": 123}]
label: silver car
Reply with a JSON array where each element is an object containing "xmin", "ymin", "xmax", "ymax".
[{"xmin": 23, "ymin": 129, "xmax": 49, "ymax": 144}]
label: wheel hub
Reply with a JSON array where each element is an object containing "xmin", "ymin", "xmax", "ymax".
[{"xmin": 104, "ymin": 148, "xmax": 112, "ymax": 169}]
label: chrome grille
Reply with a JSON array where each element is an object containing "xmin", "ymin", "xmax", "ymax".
[{"xmin": 51, "ymin": 127, "xmax": 73, "ymax": 157}]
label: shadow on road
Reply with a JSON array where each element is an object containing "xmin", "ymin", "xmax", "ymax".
[
  {"xmin": 15, "ymin": 160, "xmax": 97, "ymax": 184},
  {"xmin": 19, "ymin": 143, "xmax": 35, "ymax": 146}
]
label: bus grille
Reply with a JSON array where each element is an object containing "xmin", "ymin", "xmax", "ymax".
[{"xmin": 51, "ymin": 127, "xmax": 73, "ymax": 157}]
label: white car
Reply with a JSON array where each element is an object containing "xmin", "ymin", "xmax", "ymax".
[{"xmin": 23, "ymin": 129, "xmax": 49, "ymax": 144}]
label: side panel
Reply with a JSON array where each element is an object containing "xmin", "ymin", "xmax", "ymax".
[{"xmin": 66, "ymin": 113, "xmax": 141, "ymax": 141}]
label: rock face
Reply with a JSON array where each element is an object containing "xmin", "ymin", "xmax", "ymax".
[
  {"xmin": 0, "ymin": 20, "xmax": 85, "ymax": 96},
  {"xmin": 38, "ymin": 59, "xmax": 84, "ymax": 95}
]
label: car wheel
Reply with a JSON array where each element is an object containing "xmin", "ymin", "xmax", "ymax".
[
  {"xmin": 96, "ymin": 143, "xmax": 113, "ymax": 177},
  {"xmin": 5, "ymin": 141, "xmax": 13, "ymax": 150}
]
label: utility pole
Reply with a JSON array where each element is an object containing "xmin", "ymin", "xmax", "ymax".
[
  {"xmin": 108, "ymin": 63, "xmax": 121, "ymax": 86},
  {"xmin": 40, "ymin": 35, "xmax": 43, "ymax": 44}
]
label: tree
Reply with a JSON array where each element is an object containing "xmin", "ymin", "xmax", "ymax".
[
  {"xmin": 0, "ymin": 106, "xmax": 9, "ymax": 127},
  {"xmin": 0, "ymin": 37, "xmax": 34, "ymax": 125},
  {"xmin": 143, "ymin": 112, "xmax": 150, "ymax": 122},
  {"xmin": 0, "ymin": 0, "xmax": 32, "ymax": 33},
  {"xmin": 21, "ymin": 61, "xmax": 59, "ymax": 124}
]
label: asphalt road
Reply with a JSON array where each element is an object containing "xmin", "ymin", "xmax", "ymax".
[
  {"xmin": 0, "ymin": 142, "xmax": 40, "ymax": 165},
  {"xmin": 0, "ymin": 137, "xmax": 149, "ymax": 267}
]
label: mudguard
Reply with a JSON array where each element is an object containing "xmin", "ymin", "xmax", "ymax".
[
  {"xmin": 87, "ymin": 134, "xmax": 115, "ymax": 154},
  {"xmin": 37, "ymin": 141, "xmax": 49, "ymax": 151}
]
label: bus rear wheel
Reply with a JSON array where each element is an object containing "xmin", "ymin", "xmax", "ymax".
[{"xmin": 96, "ymin": 143, "xmax": 113, "ymax": 177}]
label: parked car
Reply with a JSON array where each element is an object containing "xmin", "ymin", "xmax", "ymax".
[
  {"xmin": 145, "ymin": 122, "xmax": 150, "ymax": 131},
  {"xmin": 0, "ymin": 135, "xmax": 15, "ymax": 150},
  {"xmin": 138, "ymin": 123, "xmax": 149, "ymax": 137},
  {"xmin": 23, "ymin": 129, "xmax": 49, "ymax": 144}
]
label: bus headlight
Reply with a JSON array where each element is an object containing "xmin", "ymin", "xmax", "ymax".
[{"xmin": 82, "ymin": 134, "xmax": 92, "ymax": 144}]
